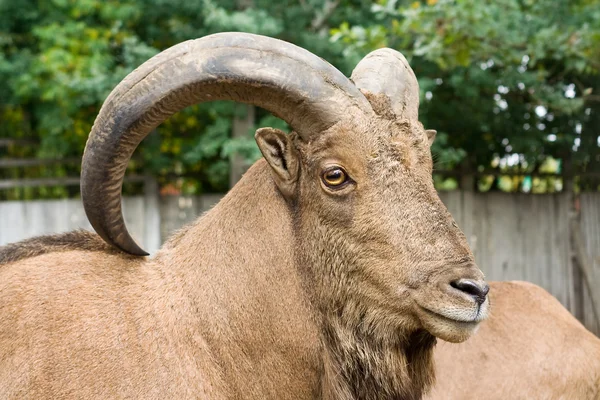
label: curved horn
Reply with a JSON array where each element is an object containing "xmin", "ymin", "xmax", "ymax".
[
  {"xmin": 81, "ymin": 32, "xmax": 373, "ymax": 255},
  {"xmin": 351, "ymin": 48, "xmax": 419, "ymax": 121}
]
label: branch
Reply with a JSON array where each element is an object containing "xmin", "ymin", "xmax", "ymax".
[
  {"xmin": 572, "ymin": 78, "xmax": 600, "ymax": 103},
  {"xmin": 311, "ymin": 0, "xmax": 340, "ymax": 32},
  {"xmin": 582, "ymin": 94, "xmax": 600, "ymax": 102}
]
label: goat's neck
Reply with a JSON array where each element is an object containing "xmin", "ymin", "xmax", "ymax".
[
  {"xmin": 295, "ymin": 226, "xmax": 437, "ymax": 399},
  {"xmin": 155, "ymin": 161, "xmax": 321, "ymax": 397}
]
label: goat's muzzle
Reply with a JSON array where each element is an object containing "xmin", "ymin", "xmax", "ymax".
[{"xmin": 412, "ymin": 264, "xmax": 490, "ymax": 343}]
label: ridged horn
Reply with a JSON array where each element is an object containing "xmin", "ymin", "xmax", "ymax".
[
  {"xmin": 81, "ymin": 32, "xmax": 374, "ymax": 255},
  {"xmin": 351, "ymin": 48, "xmax": 420, "ymax": 121}
]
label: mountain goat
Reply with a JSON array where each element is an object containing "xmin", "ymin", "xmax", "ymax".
[
  {"xmin": 428, "ymin": 281, "xmax": 600, "ymax": 399},
  {"xmin": 0, "ymin": 33, "xmax": 489, "ymax": 399}
]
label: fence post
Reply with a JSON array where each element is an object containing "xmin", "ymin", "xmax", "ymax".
[
  {"xmin": 229, "ymin": 104, "xmax": 255, "ymax": 187},
  {"xmin": 143, "ymin": 174, "xmax": 161, "ymax": 254},
  {"xmin": 564, "ymin": 154, "xmax": 600, "ymax": 333},
  {"xmin": 459, "ymin": 165, "xmax": 477, "ymax": 256},
  {"xmin": 567, "ymin": 172, "xmax": 600, "ymax": 332}
]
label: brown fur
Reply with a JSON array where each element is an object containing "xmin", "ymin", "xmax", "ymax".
[
  {"xmin": 0, "ymin": 78, "xmax": 487, "ymax": 399},
  {"xmin": 427, "ymin": 281, "xmax": 600, "ymax": 400},
  {"xmin": 0, "ymin": 229, "xmax": 124, "ymax": 265}
]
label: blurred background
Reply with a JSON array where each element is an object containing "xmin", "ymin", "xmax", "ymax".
[{"xmin": 0, "ymin": 0, "xmax": 598, "ymax": 333}]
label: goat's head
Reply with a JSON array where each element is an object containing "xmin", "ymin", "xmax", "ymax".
[
  {"xmin": 265, "ymin": 50, "xmax": 488, "ymax": 344},
  {"xmin": 81, "ymin": 33, "xmax": 488, "ymax": 344}
]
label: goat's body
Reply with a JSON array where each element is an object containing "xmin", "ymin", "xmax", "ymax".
[
  {"xmin": 427, "ymin": 281, "xmax": 600, "ymax": 400},
  {"xmin": 0, "ymin": 162, "xmax": 320, "ymax": 399},
  {"xmin": 6, "ymin": 163, "xmax": 599, "ymax": 399},
  {"xmin": 1, "ymin": 251, "xmax": 208, "ymax": 398},
  {"xmin": 0, "ymin": 32, "xmax": 496, "ymax": 399}
]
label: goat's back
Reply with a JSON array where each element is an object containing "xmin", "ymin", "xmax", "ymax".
[
  {"xmin": 0, "ymin": 235, "xmax": 225, "ymax": 399},
  {"xmin": 426, "ymin": 281, "xmax": 600, "ymax": 399}
]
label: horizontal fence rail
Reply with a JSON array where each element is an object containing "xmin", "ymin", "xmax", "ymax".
[{"xmin": 0, "ymin": 175, "xmax": 145, "ymax": 189}]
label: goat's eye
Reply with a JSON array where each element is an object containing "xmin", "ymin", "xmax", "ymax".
[{"xmin": 322, "ymin": 167, "xmax": 348, "ymax": 188}]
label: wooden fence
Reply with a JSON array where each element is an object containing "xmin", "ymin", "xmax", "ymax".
[{"xmin": 1, "ymin": 190, "xmax": 599, "ymax": 335}]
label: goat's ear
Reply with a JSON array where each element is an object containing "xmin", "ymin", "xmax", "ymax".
[
  {"xmin": 255, "ymin": 127, "xmax": 300, "ymax": 199},
  {"xmin": 426, "ymin": 129, "xmax": 437, "ymax": 147}
]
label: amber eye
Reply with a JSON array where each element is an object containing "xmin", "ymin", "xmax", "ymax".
[{"xmin": 322, "ymin": 167, "xmax": 348, "ymax": 188}]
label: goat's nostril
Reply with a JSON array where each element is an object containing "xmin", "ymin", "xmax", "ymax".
[{"xmin": 450, "ymin": 279, "xmax": 489, "ymax": 305}]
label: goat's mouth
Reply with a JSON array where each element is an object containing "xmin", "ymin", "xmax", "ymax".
[
  {"xmin": 415, "ymin": 302, "xmax": 488, "ymax": 343},
  {"xmin": 420, "ymin": 302, "xmax": 489, "ymax": 324}
]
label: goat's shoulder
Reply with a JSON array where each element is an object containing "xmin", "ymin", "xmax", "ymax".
[{"xmin": 0, "ymin": 230, "xmax": 130, "ymax": 265}]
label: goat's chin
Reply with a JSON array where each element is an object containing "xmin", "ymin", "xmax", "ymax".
[{"xmin": 415, "ymin": 306, "xmax": 484, "ymax": 343}]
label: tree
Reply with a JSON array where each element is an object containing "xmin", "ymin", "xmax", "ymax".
[
  {"xmin": 331, "ymin": 0, "xmax": 600, "ymax": 186},
  {"xmin": 1, "ymin": 0, "xmax": 599, "ymax": 198},
  {"xmin": 0, "ymin": 0, "xmax": 376, "ymax": 198}
]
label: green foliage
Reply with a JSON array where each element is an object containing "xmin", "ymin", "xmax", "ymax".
[
  {"xmin": 1, "ymin": 0, "xmax": 374, "ymax": 198},
  {"xmin": 1, "ymin": 0, "xmax": 599, "ymax": 198},
  {"xmin": 332, "ymin": 0, "xmax": 600, "ymax": 180}
]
